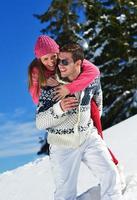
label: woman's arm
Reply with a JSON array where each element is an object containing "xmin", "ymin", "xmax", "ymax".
[
  {"xmin": 65, "ymin": 59, "xmax": 100, "ymax": 94},
  {"xmin": 29, "ymin": 83, "xmax": 39, "ymax": 104},
  {"xmin": 54, "ymin": 59, "xmax": 100, "ymax": 100},
  {"xmin": 29, "ymin": 67, "xmax": 40, "ymax": 104}
]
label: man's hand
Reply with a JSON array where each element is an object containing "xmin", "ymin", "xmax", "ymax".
[
  {"xmin": 60, "ymin": 97, "xmax": 79, "ymax": 112},
  {"xmin": 53, "ymin": 85, "xmax": 70, "ymax": 101}
]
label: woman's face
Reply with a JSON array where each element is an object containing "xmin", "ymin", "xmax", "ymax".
[{"xmin": 40, "ymin": 53, "xmax": 58, "ymax": 71}]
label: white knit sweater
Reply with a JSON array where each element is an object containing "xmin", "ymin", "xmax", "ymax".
[{"xmin": 36, "ymin": 77, "xmax": 102, "ymax": 148}]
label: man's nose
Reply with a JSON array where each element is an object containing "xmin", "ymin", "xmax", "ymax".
[{"xmin": 58, "ymin": 64, "xmax": 64, "ymax": 69}]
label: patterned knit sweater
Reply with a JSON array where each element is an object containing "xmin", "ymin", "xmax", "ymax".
[{"xmin": 36, "ymin": 76, "xmax": 102, "ymax": 148}]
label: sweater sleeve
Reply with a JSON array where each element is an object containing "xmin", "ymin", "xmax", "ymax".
[
  {"xmin": 36, "ymin": 101, "xmax": 67, "ymax": 130},
  {"xmin": 65, "ymin": 59, "xmax": 100, "ymax": 94},
  {"xmin": 93, "ymin": 83, "xmax": 103, "ymax": 116},
  {"xmin": 36, "ymin": 87, "xmax": 68, "ymax": 130}
]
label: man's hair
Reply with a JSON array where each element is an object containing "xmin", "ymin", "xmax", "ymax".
[{"xmin": 60, "ymin": 43, "xmax": 84, "ymax": 63}]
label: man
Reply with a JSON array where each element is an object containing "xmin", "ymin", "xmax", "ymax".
[{"xmin": 36, "ymin": 43, "xmax": 123, "ymax": 200}]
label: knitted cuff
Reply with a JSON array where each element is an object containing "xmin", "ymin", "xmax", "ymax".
[{"xmin": 53, "ymin": 101, "xmax": 65, "ymax": 116}]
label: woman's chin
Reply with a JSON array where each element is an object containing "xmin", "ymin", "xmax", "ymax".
[{"xmin": 48, "ymin": 67, "xmax": 55, "ymax": 71}]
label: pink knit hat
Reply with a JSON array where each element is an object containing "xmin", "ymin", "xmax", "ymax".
[{"xmin": 34, "ymin": 35, "xmax": 59, "ymax": 58}]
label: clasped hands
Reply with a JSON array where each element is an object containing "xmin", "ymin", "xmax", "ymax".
[{"xmin": 47, "ymin": 77, "xmax": 79, "ymax": 111}]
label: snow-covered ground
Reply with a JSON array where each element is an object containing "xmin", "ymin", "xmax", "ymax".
[{"xmin": 0, "ymin": 114, "xmax": 137, "ymax": 200}]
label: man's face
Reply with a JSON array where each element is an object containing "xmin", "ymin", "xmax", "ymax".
[{"xmin": 58, "ymin": 52, "xmax": 77, "ymax": 80}]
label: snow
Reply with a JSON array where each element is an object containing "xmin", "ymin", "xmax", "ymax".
[
  {"xmin": 129, "ymin": 2, "xmax": 135, "ymax": 6},
  {"xmin": 131, "ymin": 23, "xmax": 137, "ymax": 28},
  {"xmin": 78, "ymin": 39, "xmax": 89, "ymax": 50},
  {"xmin": 103, "ymin": 90, "xmax": 130, "ymax": 115},
  {"xmin": 84, "ymin": 28, "xmax": 93, "ymax": 35},
  {"xmin": 0, "ymin": 114, "xmax": 137, "ymax": 200},
  {"xmin": 132, "ymin": 91, "xmax": 137, "ymax": 107},
  {"xmin": 100, "ymin": 14, "xmax": 108, "ymax": 22},
  {"xmin": 104, "ymin": 114, "xmax": 137, "ymax": 174},
  {"xmin": 93, "ymin": 40, "xmax": 108, "ymax": 59},
  {"xmin": 116, "ymin": 14, "xmax": 126, "ymax": 24},
  {"xmin": 133, "ymin": 42, "xmax": 137, "ymax": 48}
]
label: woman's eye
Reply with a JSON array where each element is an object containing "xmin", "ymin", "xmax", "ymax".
[
  {"xmin": 52, "ymin": 55, "xmax": 57, "ymax": 59},
  {"xmin": 42, "ymin": 58, "xmax": 48, "ymax": 62}
]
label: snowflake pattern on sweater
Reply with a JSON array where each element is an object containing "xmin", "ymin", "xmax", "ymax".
[
  {"xmin": 36, "ymin": 77, "xmax": 102, "ymax": 148},
  {"xmin": 38, "ymin": 86, "xmax": 58, "ymax": 113}
]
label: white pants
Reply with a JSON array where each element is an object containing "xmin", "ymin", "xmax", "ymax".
[{"xmin": 50, "ymin": 132, "xmax": 123, "ymax": 200}]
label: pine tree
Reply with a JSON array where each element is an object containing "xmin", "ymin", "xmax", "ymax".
[
  {"xmin": 34, "ymin": 0, "xmax": 83, "ymax": 45},
  {"xmin": 83, "ymin": 0, "xmax": 137, "ymax": 129}
]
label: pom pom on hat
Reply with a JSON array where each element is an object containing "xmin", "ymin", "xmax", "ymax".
[{"xmin": 34, "ymin": 35, "xmax": 59, "ymax": 58}]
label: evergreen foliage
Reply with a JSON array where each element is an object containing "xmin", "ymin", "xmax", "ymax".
[
  {"xmin": 34, "ymin": 0, "xmax": 83, "ymax": 45},
  {"xmin": 34, "ymin": 0, "xmax": 137, "ymax": 130},
  {"xmin": 83, "ymin": 0, "xmax": 137, "ymax": 128}
]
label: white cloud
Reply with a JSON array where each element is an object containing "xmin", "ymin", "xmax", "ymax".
[
  {"xmin": 0, "ymin": 109, "xmax": 43, "ymax": 158},
  {"xmin": 12, "ymin": 108, "xmax": 27, "ymax": 118}
]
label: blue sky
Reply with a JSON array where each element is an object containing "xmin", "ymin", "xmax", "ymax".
[{"xmin": 0, "ymin": 0, "xmax": 52, "ymax": 173}]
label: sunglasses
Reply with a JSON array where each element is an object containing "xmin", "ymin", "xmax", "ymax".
[{"xmin": 58, "ymin": 59, "xmax": 73, "ymax": 66}]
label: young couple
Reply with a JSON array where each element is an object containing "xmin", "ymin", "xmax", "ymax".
[{"xmin": 28, "ymin": 35, "xmax": 125, "ymax": 200}]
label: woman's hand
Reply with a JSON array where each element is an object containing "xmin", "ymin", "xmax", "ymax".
[
  {"xmin": 60, "ymin": 97, "xmax": 79, "ymax": 112},
  {"xmin": 46, "ymin": 77, "xmax": 59, "ymax": 87},
  {"xmin": 53, "ymin": 85, "xmax": 70, "ymax": 101}
]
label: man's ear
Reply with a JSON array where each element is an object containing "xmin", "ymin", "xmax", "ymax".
[{"xmin": 75, "ymin": 59, "xmax": 82, "ymax": 67}]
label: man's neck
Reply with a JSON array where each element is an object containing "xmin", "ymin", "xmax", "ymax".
[{"xmin": 68, "ymin": 68, "xmax": 81, "ymax": 81}]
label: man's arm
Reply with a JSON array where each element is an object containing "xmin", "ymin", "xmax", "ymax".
[
  {"xmin": 36, "ymin": 101, "xmax": 67, "ymax": 130},
  {"xmin": 36, "ymin": 97, "xmax": 78, "ymax": 130}
]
